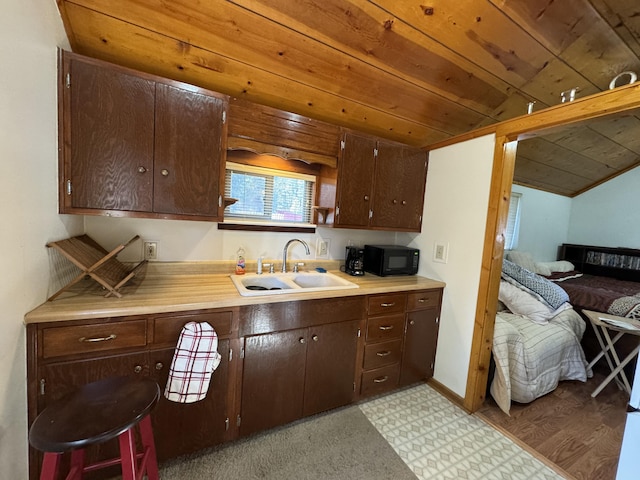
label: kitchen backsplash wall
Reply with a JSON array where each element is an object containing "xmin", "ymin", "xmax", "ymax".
[{"xmin": 83, "ymin": 216, "xmax": 398, "ymax": 265}]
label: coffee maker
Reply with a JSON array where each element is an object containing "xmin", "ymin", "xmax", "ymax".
[{"xmin": 345, "ymin": 246, "xmax": 365, "ymax": 276}]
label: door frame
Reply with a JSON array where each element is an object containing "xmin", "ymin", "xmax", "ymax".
[{"xmin": 427, "ymin": 81, "xmax": 640, "ymax": 412}]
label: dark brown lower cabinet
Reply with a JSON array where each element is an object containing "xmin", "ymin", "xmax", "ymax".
[
  {"xmin": 240, "ymin": 328, "xmax": 307, "ymax": 436},
  {"xmin": 399, "ymin": 309, "xmax": 440, "ymax": 386},
  {"xmin": 240, "ymin": 319, "xmax": 360, "ymax": 436},
  {"xmin": 26, "ymin": 289, "xmax": 441, "ymax": 479},
  {"xmin": 148, "ymin": 341, "xmax": 230, "ymax": 461}
]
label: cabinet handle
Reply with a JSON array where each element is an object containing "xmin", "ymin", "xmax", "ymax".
[
  {"xmin": 137, "ymin": 166, "xmax": 147, "ymax": 173},
  {"xmin": 134, "ymin": 365, "xmax": 143, "ymax": 374},
  {"xmin": 161, "ymin": 169, "xmax": 170, "ymax": 176},
  {"xmin": 418, "ymin": 298, "xmax": 426, "ymax": 303},
  {"xmin": 312, "ymin": 334, "xmax": 319, "ymax": 342},
  {"xmin": 299, "ymin": 337, "xmax": 306, "ymax": 344},
  {"xmin": 78, "ymin": 334, "xmax": 117, "ymax": 343},
  {"xmin": 373, "ymin": 375, "xmax": 389, "ymax": 383},
  {"xmin": 379, "ymin": 325, "xmax": 394, "ymax": 331},
  {"xmin": 393, "ymin": 199, "xmax": 398, "ymax": 204},
  {"xmin": 363, "ymin": 195, "xmax": 369, "ymax": 201},
  {"xmin": 409, "ymin": 320, "xmax": 415, "ymax": 325},
  {"xmin": 376, "ymin": 350, "xmax": 392, "ymax": 357},
  {"xmin": 401, "ymin": 200, "xmax": 407, "ymax": 205},
  {"xmin": 380, "ymin": 302, "xmax": 396, "ymax": 307},
  {"xmin": 155, "ymin": 362, "xmax": 164, "ymax": 370}
]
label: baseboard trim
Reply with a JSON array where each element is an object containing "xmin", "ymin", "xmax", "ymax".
[{"xmin": 427, "ymin": 378, "xmax": 467, "ymax": 411}]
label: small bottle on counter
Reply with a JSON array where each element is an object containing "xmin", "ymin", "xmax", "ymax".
[{"xmin": 236, "ymin": 247, "xmax": 246, "ymax": 275}]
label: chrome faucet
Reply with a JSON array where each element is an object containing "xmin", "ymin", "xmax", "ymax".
[{"xmin": 282, "ymin": 239, "xmax": 310, "ymax": 273}]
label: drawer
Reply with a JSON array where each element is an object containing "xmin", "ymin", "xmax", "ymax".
[
  {"xmin": 360, "ymin": 364, "xmax": 400, "ymax": 396},
  {"xmin": 154, "ymin": 310, "xmax": 233, "ymax": 345},
  {"xmin": 367, "ymin": 293, "xmax": 406, "ymax": 316},
  {"xmin": 42, "ymin": 320, "xmax": 147, "ymax": 359},
  {"xmin": 366, "ymin": 314, "xmax": 404, "ymax": 342},
  {"xmin": 363, "ymin": 339, "xmax": 402, "ymax": 370},
  {"xmin": 407, "ymin": 290, "xmax": 441, "ymax": 311}
]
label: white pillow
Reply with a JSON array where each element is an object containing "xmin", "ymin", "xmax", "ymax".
[
  {"xmin": 506, "ymin": 251, "xmax": 536, "ymax": 273},
  {"xmin": 535, "ymin": 260, "xmax": 575, "ymax": 273},
  {"xmin": 534, "ymin": 262, "xmax": 552, "ymax": 276},
  {"xmin": 498, "ymin": 280, "xmax": 556, "ymax": 324}
]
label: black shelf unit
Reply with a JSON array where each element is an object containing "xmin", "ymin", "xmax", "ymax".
[{"xmin": 559, "ymin": 243, "xmax": 640, "ymax": 282}]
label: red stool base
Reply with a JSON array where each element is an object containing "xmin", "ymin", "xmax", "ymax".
[
  {"xmin": 40, "ymin": 415, "xmax": 158, "ymax": 480},
  {"xmin": 30, "ymin": 377, "xmax": 160, "ymax": 480}
]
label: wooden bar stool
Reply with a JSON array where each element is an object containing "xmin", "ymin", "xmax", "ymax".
[{"xmin": 29, "ymin": 376, "xmax": 160, "ymax": 480}]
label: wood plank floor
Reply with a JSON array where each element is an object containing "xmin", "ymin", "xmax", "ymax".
[{"xmin": 477, "ymin": 371, "xmax": 628, "ymax": 480}]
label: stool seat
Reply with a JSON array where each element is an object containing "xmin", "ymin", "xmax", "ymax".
[{"xmin": 29, "ymin": 376, "xmax": 160, "ymax": 480}]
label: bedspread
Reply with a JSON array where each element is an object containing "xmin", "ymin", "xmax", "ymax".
[
  {"xmin": 559, "ymin": 274, "xmax": 640, "ymax": 319},
  {"xmin": 490, "ymin": 308, "xmax": 589, "ymax": 414}
]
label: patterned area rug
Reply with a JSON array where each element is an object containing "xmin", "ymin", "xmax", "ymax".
[{"xmin": 359, "ymin": 383, "xmax": 567, "ymax": 480}]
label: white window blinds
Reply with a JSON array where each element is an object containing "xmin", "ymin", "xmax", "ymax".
[
  {"xmin": 504, "ymin": 192, "xmax": 522, "ymax": 250},
  {"xmin": 224, "ymin": 162, "xmax": 316, "ymax": 225}
]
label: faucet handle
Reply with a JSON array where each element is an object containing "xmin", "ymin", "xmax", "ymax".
[
  {"xmin": 262, "ymin": 263, "xmax": 275, "ymax": 274},
  {"xmin": 293, "ymin": 262, "xmax": 305, "ymax": 273}
]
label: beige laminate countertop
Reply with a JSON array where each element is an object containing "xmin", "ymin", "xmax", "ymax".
[{"xmin": 25, "ymin": 263, "xmax": 445, "ymax": 324}]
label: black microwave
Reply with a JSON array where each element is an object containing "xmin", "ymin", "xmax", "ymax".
[{"xmin": 363, "ymin": 245, "xmax": 420, "ymax": 276}]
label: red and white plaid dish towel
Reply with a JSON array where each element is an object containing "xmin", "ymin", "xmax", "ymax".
[{"xmin": 164, "ymin": 321, "xmax": 222, "ymax": 403}]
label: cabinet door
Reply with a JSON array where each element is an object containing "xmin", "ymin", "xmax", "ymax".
[
  {"xmin": 149, "ymin": 341, "xmax": 230, "ymax": 461},
  {"xmin": 303, "ymin": 320, "xmax": 360, "ymax": 416},
  {"xmin": 154, "ymin": 84, "xmax": 226, "ymax": 217},
  {"xmin": 240, "ymin": 329, "xmax": 307, "ymax": 436},
  {"xmin": 37, "ymin": 352, "xmax": 149, "ymax": 474},
  {"xmin": 399, "ymin": 309, "xmax": 440, "ymax": 386},
  {"xmin": 67, "ymin": 57, "xmax": 155, "ymax": 211},
  {"xmin": 335, "ymin": 132, "xmax": 376, "ymax": 227},
  {"xmin": 371, "ymin": 142, "xmax": 427, "ymax": 231}
]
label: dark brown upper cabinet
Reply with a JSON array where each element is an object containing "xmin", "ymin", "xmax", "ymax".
[
  {"xmin": 319, "ymin": 131, "xmax": 428, "ymax": 232},
  {"xmin": 59, "ymin": 51, "xmax": 228, "ymax": 221}
]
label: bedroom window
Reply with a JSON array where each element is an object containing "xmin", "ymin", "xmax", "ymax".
[
  {"xmin": 224, "ymin": 162, "xmax": 316, "ymax": 226},
  {"xmin": 505, "ymin": 192, "xmax": 522, "ymax": 250}
]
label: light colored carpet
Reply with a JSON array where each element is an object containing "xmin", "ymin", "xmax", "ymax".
[{"xmin": 158, "ymin": 405, "xmax": 419, "ymax": 479}]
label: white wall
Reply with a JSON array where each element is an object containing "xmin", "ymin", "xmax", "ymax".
[
  {"xmin": 568, "ymin": 166, "xmax": 640, "ymax": 248},
  {"xmin": 85, "ymin": 217, "xmax": 397, "ymax": 265},
  {"xmin": 0, "ymin": 2, "xmax": 78, "ymax": 477},
  {"xmin": 511, "ymin": 184, "xmax": 572, "ymax": 261},
  {"xmin": 399, "ymin": 135, "xmax": 495, "ymax": 397}
]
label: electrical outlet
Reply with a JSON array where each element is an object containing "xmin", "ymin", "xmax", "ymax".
[
  {"xmin": 144, "ymin": 241, "xmax": 158, "ymax": 260},
  {"xmin": 316, "ymin": 238, "xmax": 330, "ymax": 259},
  {"xmin": 433, "ymin": 242, "xmax": 448, "ymax": 263}
]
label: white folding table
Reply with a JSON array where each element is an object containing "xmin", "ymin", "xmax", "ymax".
[{"xmin": 583, "ymin": 309, "xmax": 640, "ymax": 398}]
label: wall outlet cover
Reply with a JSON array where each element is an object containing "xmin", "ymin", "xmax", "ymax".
[
  {"xmin": 316, "ymin": 238, "xmax": 330, "ymax": 259},
  {"xmin": 144, "ymin": 241, "xmax": 158, "ymax": 260}
]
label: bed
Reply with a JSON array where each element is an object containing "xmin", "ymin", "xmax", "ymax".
[
  {"xmin": 490, "ymin": 308, "xmax": 589, "ymax": 414},
  {"xmin": 489, "ymin": 256, "xmax": 590, "ymax": 414}
]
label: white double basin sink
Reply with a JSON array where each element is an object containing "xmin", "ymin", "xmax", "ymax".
[{"xmin": 230, "ymin": 271, "xmax": 359, "ymax": 296}]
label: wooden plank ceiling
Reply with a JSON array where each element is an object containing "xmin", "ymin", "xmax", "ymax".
[{"xmin": 56, "ymin": 0, "xmax": 640, "ymax": 197}]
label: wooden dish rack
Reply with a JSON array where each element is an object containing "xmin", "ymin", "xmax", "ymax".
[{"xmin": 46, "ymin": 234, "xmax": 147, "ymax": 301}]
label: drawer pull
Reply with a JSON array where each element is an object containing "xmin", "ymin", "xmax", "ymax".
[
  {"xmin": 380, "ymin": 302, "xmax": 396, "ymax": 307},
  {"xmin": 373, "ymin": 375, "xmax": 389, "ymax": 383},
  {"xmin": 134, "ymin": 365, "xmax": 143, "ymax": 374},
  {"xmin": 78, "ymin": 334, "xmax": 117, "ymax": 343},
  {"xmin": 299, "ymin": 337, "xmax": 306, "ymax": 344},
  {"xmin": 379, "ymin": 325, "xmax": 394, "ymax": 331},
  {"xmin": 409, "ymin": 320, "xmax": 415, "ymax": 326},
  {"xmin": 376, "ymin": 350, "xmax": 392, "ymax": 357},
  {"xmin": 312, "ymin": 334, "xmax": 319, "ymax": 342},
  {"xmin": 418, "ymin": 298, "xmax": 426, "ymax": 303},
  {"xmin": 155, "ymin": 362, "xmax": 164, "ymax": 370}
]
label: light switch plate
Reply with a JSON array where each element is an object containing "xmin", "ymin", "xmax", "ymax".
[{"xmin": 433, "ymin": 242, "xmax": 448, "ymax": 263}]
